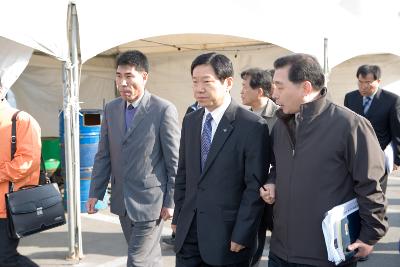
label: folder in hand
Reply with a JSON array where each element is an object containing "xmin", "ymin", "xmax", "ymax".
[{"xmin": 322, "ymin": 198, "xmax": 360, "ymax": 265}]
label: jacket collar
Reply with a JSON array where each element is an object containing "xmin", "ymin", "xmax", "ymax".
[
  {"xmin": 276, "ymin": 87, "xmax": 329, "ymax": 122},
  {"xmin": 260, "ymin": 98, "xmax": 279, "ymax": 118}
]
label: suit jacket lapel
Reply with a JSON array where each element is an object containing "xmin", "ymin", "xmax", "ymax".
[
  {"xmin": 123, "ymin": 91, "xmax": 150, "ymax": 142},
  {"xmin": 200, "ymin": 101, "xmax": 236, "ymax": 180},
  {"xmin": 367, "ymin": 88, "xmax": 382, "ymax": 115},
  {"xmin": 118, "ymin": 99, "xmax": 126, "ymax": 136},
  {"xmin": 355, "ymin": 92, "xmax": 364, "ymax": 115},
  {"xmin": 192, "ymin": 109, "xmax": 204, "ymax": 180}
]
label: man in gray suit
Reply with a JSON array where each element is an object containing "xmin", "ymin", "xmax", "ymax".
[
  {"xmin": 172, "ymin": 52, "xmax": 271, "ymax": 267},
  {"xmin": 87, "ymin": 50, "xmax": 180, "ymax": 267}
]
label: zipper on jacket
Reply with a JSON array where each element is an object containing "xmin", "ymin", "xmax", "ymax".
[{"xmin": 285, "ymin": 128, "xmax": 295, "ymax": 157}]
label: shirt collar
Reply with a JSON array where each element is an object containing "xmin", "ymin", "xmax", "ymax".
[
  {"xmin": 126, "ymin": 91, "xmax": 145, "ymax": 108},
  {"xmin": 363, "ymin": 90, "xmax": 377, "ymax": 102},
  {"xmin": 204, "ymin": 94, "xmax": 231, "ymax": 125}
]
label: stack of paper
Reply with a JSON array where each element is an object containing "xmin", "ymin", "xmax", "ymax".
[{"xmin": 322, "ymin": 198, "xmax": 361, "ymax": 265}]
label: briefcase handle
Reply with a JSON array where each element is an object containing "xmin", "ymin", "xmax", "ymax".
[
  {"xmin": 18, "ymin": 184, "xmax": 43, "ymax": 191},
  {"xmin": 8, "ymin": 111, "xmax": 49, "ymax": 193},
  {"xmin": 8, "ymin": 111, "xmax": 21, "ymax": 193}
]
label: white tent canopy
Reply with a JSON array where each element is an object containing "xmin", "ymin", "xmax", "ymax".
[
  {"xmin": 0, "ymin": 0, "xmax": 69, "ymax": 61},
  {"xmin": 76, "ymin": 0, "xmax": 400, "ymax": 67},
  {"xmin": 0, "ymin": 37, "xmax": 32, "ymax": 98}
]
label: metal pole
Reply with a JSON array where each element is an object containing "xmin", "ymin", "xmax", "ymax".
[
  {"xmin": 323, "ymin": 37, "xmax": 329, "ymax": 86},
  {"xmin": 62, "ymin": 60, "xmax": 76, "ymax": 260},
  {"xmin": 70, "ymin": 2, "xmax": 83, "ymax": 259},
  {"xmin": 63, "ymin": 2, "xmax": 83, "ymax": 260}
]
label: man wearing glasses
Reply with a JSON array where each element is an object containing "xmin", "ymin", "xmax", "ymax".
[{"xmin": 344, "ymin": 64, "xmax": 400, "ymax": 194}]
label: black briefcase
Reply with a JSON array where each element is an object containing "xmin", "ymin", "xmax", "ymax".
[{"xmin": 6, "ymin": 183, "xmax": 66, "ymax": 238}]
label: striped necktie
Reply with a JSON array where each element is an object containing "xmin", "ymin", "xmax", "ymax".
[
  {"xmin": 363, "ymin": 96, "xmax": 372, "ymax": 114},
  {"xmin": 201, "ymin": 113, "xmax": 213, "ymax": 172}
]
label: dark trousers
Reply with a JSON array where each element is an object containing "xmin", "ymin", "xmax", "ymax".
[
  {"xmin": 268, "ymin": 252, "xmax": 357, "ymax": 267},
  {"xmin": 251, "ymin": 204, "xmax": 273, "ymax": 266},
  {"xmin": 0, "ymin": 219, "xmax": 38, "ymax": 267},
  {"xmin": 176, "ymin": 216, "xmax": 250, "ymax": 267}
]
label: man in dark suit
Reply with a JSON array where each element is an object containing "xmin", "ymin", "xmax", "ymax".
[
  {"xmin": 87, "ymin": 50, "xmax": 180, "ymax": 267},
  {"xmin": 344, "ymin": 64, "xmax": 400, "ymax": 192},
  {"xmin": 172, "ymin": 52, "xmax": 271, "ymax": 267}
]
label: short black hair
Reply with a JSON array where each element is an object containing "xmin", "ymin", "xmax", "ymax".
[
  {"xmin": 241, "ymin": 68, "xmax": 273, "ymax": 97},
  {"xmin": 116, "ymin": 50, "xmax": 149, "ymax": 73},
  {"xmin": 274, "ymin": 53, "xmax": 325, "ymax": 91},
  {"xmin": 356, "ymin": 65, "xmax": 381, "ymax": 80},
  {"xmin": 191, "ymin": 52, "xmax": 233, "ymax": 81}
]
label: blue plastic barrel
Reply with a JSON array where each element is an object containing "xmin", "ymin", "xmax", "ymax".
[{"xmin": 60, "ymin": 109, "xmax": 109, "ymax": 213}]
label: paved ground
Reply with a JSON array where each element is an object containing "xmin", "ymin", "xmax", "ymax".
[{"xmin": 19, "ymin": 172, "xmax": 400, "ymax": 266}]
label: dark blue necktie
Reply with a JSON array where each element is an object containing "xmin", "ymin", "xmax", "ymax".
[
  {"xmin": 201, "ymin": 113, "xmax": 213, "ymax": 171},
  {"xmin": 363, "ymin": 96, "xmax": 372, "ymax": 114},
  {"xmin": 125, "ymin": 104, "xmax": 136, "ymax": 130}
]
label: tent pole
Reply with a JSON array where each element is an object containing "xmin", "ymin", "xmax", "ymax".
[
  {"xmin": 323, "ymin": 37, "xmax": 329, "ymax": 87},
  {"xmin": 62, "ymin": 61, "xmax": 76, "ymax": 260},
  {"xmin": 63, "ymin": 2, "xmax": 83, "ymax": 261},
  {"xmin": 70, "ymin": 2, "xmax": 83, "ymax": 259}
]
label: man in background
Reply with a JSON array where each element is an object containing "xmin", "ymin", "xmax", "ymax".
[
  {"xmin": 240, "ymin": 67, "xmax": 278, "ymax": 266},
  {"xmin": 344, "ymin": 64, "xmax": 400, "ymax": 192}
]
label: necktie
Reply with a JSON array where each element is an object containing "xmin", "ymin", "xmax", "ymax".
[
  {"xmin": 363, "ymin": 96, "xmax": 372, "ymax": 114},
  {"xmin": 201, "ymin": 113, "xmax": 213, "ymax": 171},
  {"xmin": 125, "ymin": 104, "xmax": 136, "ymax": 130}
]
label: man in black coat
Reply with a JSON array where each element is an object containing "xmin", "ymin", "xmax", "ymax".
[
  {"xmin": 172, "ymin": 52, "xmax": 271, "ymax": 267},
  {"xmin": 344, "ymin": 64, "xmax": 400, "ymax": 192}
]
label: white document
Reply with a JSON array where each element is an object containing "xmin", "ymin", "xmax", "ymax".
[{"xmin": 322, "ymin": 198, "xmax": 359, "ymax": 265}]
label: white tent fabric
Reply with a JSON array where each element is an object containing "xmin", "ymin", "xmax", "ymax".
[
  {"xmin": 13, "ymin": 55, "xmax": 116, "ymax": 136},
  {"xmin": 75, "ymin": 0, "xmax": 400, "ymax": 68},
  {"xmin": 0, "ymin": 0, "xmax": 69, "ymax": 61},
  {"xmin": 0, "ymin": 37, "xmax": 32, "ymax": 98}
]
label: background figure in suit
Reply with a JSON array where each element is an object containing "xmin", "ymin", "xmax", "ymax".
[
  {"xmin": 185, "ymin": 101, "xmax": 201, "ymax": 115},
  {"xmin": 172, "ymin": 52, "xmax": 271, "ymax": 267},
  {"xmin": 240, "ymin": 68, "xmax": 278, "ymax": 266},
  {"xmin": 241, "ymin": 68, "xmax": 278, "ymax": 132},
  {"xmin": 87, "ymin": 50, "xmax": 180, "ymax": 267},
  {"xmin": 344, "ymin": 64, "xmax": 400, "ymax": 192}
]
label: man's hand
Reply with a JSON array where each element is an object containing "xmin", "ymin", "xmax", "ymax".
[
  {"xmin": 171, "ymin": 224, "xmax": 176, "ymax": 233},
  {"xmin": 230, "ymin": 241, "xmax": 245, "ymax": 252},
  {"xmin": 260, "ymin": 184, "xmax": 276, "ymax": 204},
  {"xmin": 347, "ymin": 239, "xmax": 374, "ymax": 258},
  {"xmin": 393, "ymin": 164, "xmax": 399, "ymax": 171},
  {"xmin": 160, "ymin": 207, "xmax": 174, "ymax": 221},
  {"xmin": 86, "ymin": 198, "xmax": 98, "ymax": 214}
]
